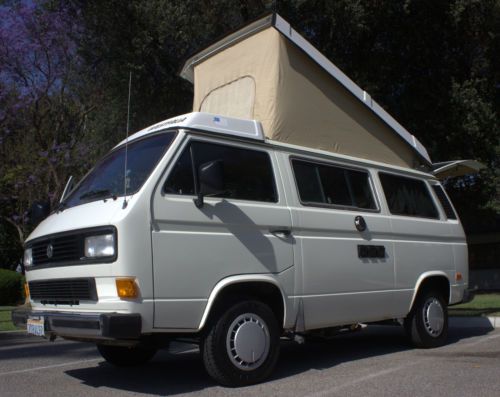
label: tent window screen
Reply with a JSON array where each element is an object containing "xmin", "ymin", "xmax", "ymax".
[
  {"xmin": 292, "ymin": 159, "xmax": 376, "ymax": 210},
  {"xmin": 199, "ymin": 76, "xmax": 255, "ymax": 119},
  {"xmin": 164, "ymin": 141, "xmax": 277, "ymax": 203},
  {"xmin": 379, "ymin": 173, "xmax": 438, "ymax": 219}
]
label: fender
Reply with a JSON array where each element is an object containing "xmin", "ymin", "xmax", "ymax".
[
  {"xmin": 197, "ymin": 274, "xmax": 288, "ymax": 331},
  {"xmin": 408, "ymin": 271, "xmax": 452, "ymax": 312}
]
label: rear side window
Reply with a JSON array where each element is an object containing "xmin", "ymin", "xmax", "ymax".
[
  {"xmin": 379, "ymin": 173, "xmax": 438, "ymax": 218},
  {"xmin": 432, "ymin": 185, "xmax": 457, "ymax": 220},
  {"xmin": 164, "ymin": 141, "xmax": 277, "ymax": 202},
  {"xmin": 292, "ymin": 159, "xmax": 377, "ymax": 210}
]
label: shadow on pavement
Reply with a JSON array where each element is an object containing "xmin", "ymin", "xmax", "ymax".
[
  {"xmin": 449, "ymin": 316, "xmax": 496, "ymax": 331},
  {"xmin": 0, "ymin": 332, "xmax": 99, "ymax": 361},
  {"xmin": 64, "ymin": 325, "xmax": 495, "ymax": 395},
  {"xmin": 67, "ymin": 349, "xmax": 213, "ymax": 395}
]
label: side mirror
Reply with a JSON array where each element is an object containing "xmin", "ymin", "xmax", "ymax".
[
  {"xmin": 194, "ymin": 160, "xmax": 224, "ymax": 208},
  {"xmin": 29, "ymin": 201, "xmax": 50, "ymax": 225}
]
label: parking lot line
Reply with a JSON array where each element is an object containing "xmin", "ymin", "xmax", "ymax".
[{"xmin": 0, "ymin": 358, "xmax": 101, "ymax": 377}]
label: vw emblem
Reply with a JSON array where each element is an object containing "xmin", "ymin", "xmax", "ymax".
[{"xmin": 46, "ymin": 244, "xmax": 54, "ymax": 258}]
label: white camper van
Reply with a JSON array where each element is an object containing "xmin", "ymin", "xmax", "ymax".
[{"xmin": 14, "ymin": 15, "xmax": 474, "ymax": 387}]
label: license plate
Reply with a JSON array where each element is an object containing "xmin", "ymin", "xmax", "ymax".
[{"xmin": 27, "ymin": 316, "xmax": 45, "ymax": 337}]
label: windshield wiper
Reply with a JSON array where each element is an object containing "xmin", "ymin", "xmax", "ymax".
[
  {"xmin": 79, "ymin": 189, "xmax": 113, "ymax": 200},
  {"xmin": 55, "ymin": 201, "xmax": 68, "ymax": 213}
]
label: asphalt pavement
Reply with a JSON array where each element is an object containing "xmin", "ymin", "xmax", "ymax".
[{"xmin": 1, "ymin": 325, "xmax": 499, "ymax": 397}]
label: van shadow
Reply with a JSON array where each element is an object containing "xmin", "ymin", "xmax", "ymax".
[
  {"xmin": 198, "ymin": 199, "xmax": 295, "ymax": 273},
  {"xmin": 65, "ymin": 325, "xmax": 494, "ymax": 395},
  {"xmin": 0, "ymin": 333, "xmax": 98, "ymax": 361}
]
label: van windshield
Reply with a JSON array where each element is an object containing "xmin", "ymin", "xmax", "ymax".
[{"xmin": 62, "ymin": 132, "xmax": 176, "ymax": 209}]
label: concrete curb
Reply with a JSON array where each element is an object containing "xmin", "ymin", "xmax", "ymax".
[{"xmin": 450, "ymin": 316, "xmax": 500, "ymax": 328}]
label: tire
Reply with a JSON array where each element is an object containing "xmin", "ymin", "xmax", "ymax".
[
  {"xmin": 404, "ymin": 289, "xmax": 448, "ymax": 348},
  {"xmin": 201, "ymin": 300, "xmax": 280, "ymax": 387},
  {"xmin": 97, "ymin": 344, "xmax": 157, "ymax": 367}
]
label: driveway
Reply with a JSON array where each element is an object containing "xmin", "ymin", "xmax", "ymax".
[{"xmin": 1, "ymin": 325, "xmax": 499, "ymax": 396}]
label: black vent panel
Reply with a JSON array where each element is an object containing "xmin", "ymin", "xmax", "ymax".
[
  {"xmin": 29, "ymin": 278, "xmax": 97, "ymax": 305},
  {"xmin": 31, "ymin": 234, "xmax": 81, "ymax": 265}
]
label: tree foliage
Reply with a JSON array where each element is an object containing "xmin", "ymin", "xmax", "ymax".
[
  {"xmin": 0, "ymin": 0, "xmax": 99, "ymax": 248},
  {"xmin": 0, "ymin": 0, "xmax": 499, "ymax": 266}
]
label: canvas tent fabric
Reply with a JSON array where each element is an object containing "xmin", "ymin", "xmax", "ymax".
[{"xmin": 183, "ymin": 14, "xmax": 431, "ymax": 169}]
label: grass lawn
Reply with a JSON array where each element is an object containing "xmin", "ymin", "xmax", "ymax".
[
  {"xmin": 0, "ymin": 307, "xmax": 17, "ymax": 331},
  {"xmin": 449, "ymin": 293, "xmax": 500, "ymax": 317}
]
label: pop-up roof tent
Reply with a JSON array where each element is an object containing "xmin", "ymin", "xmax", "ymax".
[{"xmin": 180, "ymin": 14, "xmax": 473, "ymax": 173}]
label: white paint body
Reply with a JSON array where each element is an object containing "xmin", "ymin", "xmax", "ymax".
[{"xmin": 24, "ymin": 113, "xmax": 468, "ymax": 336}]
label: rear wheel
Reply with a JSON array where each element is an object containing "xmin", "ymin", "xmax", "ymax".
[
  {"xmin": 97, "ymin": 344, "xmax": 157, "ymax": 366},
  {"xmin": 201, "ymin": 300, "xmax": 280, "ymax": 386},
  {"xmin": 404, "ymin": 289, "xmax": 448, "ymax": 348}
]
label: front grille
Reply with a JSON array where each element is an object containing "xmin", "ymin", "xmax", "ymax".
[
  {"xmin": 29, "ymin": 278, "xmax": 97, "ymax": 305},
  {"xmin": 32, "ymin": 234, "xmax": 81, "ymax": 265},
  {"xmin": 26, "ymin": 226, "xmax": 117, "ymax": 269}
]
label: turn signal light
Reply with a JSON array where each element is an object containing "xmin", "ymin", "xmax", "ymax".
[
  {"xmin": 24, "ymin": 282, "xmax": 30, "ymax": 300},
  {"xmin": 116, "ymin": 278, "xmax": 139, "ymax": 299},
  {"xmin": 455, "ymin": 272, "xmax": 463, "ymax": 282}
]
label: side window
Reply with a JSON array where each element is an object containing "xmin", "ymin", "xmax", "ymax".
[
  {"xmin": 432, "ymin": 185, "xmax": 457, "ymax": 220},
  {"xmin": 164, "ymin": 148, "xmax": 195, "ymax": 195},
  {"xmin": 292, "ymin": 159, "xmax": 377, "ymax": 210},
  {"xmin": 349, "ymin": 169, "xmax": 378, "ymax": 210},
  {"xmin": 164, "ymin": 141, "xmax": 277, "ymax": 203},
  {"xmin": 292, "ymin": 161, "xmax": 325, "ymax": 203},
  {"xmin": 319, "ymin": 165, "xmax": 352, "ymax": 206},
  {"xmin": 379, "ymin": 173, "xmax": 438, "ymax": 219}
]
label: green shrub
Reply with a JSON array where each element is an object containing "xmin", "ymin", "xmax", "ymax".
[{"xmin": 0, "ymin": 269, "xmax": 25, "ymax": 305}]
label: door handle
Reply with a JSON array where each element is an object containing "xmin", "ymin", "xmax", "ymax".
[
  {"xmin": 270, "ymin": 228, "xmax": 291, "ymax": 237},
  {"xmin": 354, "ymin": 215, "xmax": 367, "ymax": 232}
]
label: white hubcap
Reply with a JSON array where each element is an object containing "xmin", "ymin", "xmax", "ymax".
[
  {"xmin": 423, "ymin": 298, "xmax": 444, "ymax": 337},
  {"xmin": 226, "ymin": 313, "xmax": 270, "ymax": 371}
]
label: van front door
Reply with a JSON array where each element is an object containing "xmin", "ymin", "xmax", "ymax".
[{"xmin": 151, "ymin": 137, "xmax": 293, "ymax": 329}]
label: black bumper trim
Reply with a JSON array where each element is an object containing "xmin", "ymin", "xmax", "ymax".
[
  {"xmin": 462, "ymin": 288, "xmax": 476, "ymax": 304},
  {"xmin": 12, "ymin": 309, "xmax": 141, "ymax": 340}
]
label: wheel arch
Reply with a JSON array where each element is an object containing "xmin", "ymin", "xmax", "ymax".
[
  {"xmin": 408, "ymin": 272, "xmax": 452, "ymax": 313},
  {"xmin": 198, "ymin": 275, "xmax": 287, "ymax": 331}
]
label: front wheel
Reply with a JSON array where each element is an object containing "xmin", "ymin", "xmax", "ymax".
[
  {"xmin": 97, "ymin": 344, "xmax": 157, "ymax": 366},
  {"xmin": 404, "ymin": 289, "xmax": 448, "ymax": 348},
  {"xmin": 201, "ymin": 300, "xmax": 280, "ymax": 386}
]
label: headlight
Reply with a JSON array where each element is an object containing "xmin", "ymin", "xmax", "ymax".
[
  {"xmin": 23, "ymin": 248, "xmax": 33, "ymax": 268},
  {"xmin": 84, "ymin": 234, "xmax": 115, "ymax": 258}
]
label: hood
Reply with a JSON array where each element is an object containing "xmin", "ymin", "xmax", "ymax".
[{"xmin": 26, "ymin": 199, "xmax": 125, "ymax": 243}]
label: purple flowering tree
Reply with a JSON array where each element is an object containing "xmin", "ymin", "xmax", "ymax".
[{"xmin": 0, "ymin": 0, "xmax": 96, "ymax": 255}]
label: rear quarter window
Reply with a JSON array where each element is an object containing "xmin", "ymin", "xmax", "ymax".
[
  {"xmin": 379, "ymin": 173, "xmax": 438, "ymax": 219},
  {"xmin": 432, "ymin": 185, "xmax": 457, "ymax": 220}
]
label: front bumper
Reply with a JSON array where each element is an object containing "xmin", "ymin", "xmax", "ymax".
[{"xmin": 12, "ymin": 309, "xmax": 141, "ymax": 340}]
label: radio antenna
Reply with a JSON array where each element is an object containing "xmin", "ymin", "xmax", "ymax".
[{"xmin": 123, "ymin": 71, "xmax": 132, "ymax": 209}]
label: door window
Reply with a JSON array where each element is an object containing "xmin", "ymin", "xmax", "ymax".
[
  {"xmin": 164, "ymin": 140, "xmax": 277, "ymax": 202},
  {"xmin": 292, "ymin": 159, "xmax": 377, "ymax": 210}
]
